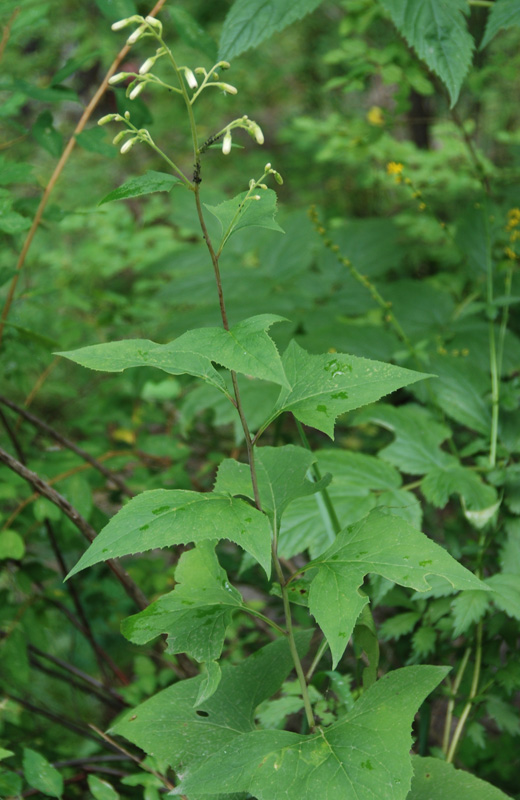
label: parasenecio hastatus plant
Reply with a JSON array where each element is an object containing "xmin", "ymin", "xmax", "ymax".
[{"xmin": 55, "ymin": 14, "xmax": 501, "ymax": 800}]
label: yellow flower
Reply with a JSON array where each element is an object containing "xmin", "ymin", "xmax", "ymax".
[
  {"xmin": 367, "ymin": 106, "xmax": 384, "ymax": 126},
  {"xmin": 386, "ymin": 161, "xmax": 404, "ymax": 176},
  {"xmin": 505, "ymin": 246, "xmax": 517, "ymax": 261}
]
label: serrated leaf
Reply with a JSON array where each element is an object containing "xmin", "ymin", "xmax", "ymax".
[
  {"xmin": 121, "ymin": 543, "xmax": 244, "ymax": 661},
  {"xmin": 380, "ymin": 611, "xmax": 421, "ymax": 641},
  {"xmin": 411, "ymin": 625, "xmax": 437, "ymax": 659},
  {"xmin": 356, "ymin": 404, "xmax": 453, "ymax": 475},
  {"xmin": 205, "ymin": 189, "xmax": 283, "ymax": 249},
  {"xmin": 422, "ymin": 465, "xmax": 498, "ymax": 511},
  {"xmin": 66, "ymin": 490, "xmax": 272, "ymax": 579},
  {"xmin": 195, "ymin": 661, "xmax": 222, "ymax": 706},
  {"xmin": 170, "ymin": 6, "xmax": 218, "ymax": 61},
  {"xmin": 175, "ymin": 666, "xmax": 448, "ymax": 799},
  {"xmin": 451, "ymin": 590, "xmax": 490, "ymax": 637},
  {"xmin": 265, "ymin": 341, "xmax": 430, "ymax": 439},
  {"xmin": 378, "ymin": 0, "xmax": 474, "ymax": 107},
  {"xmin": 481, "ymin": 0, "xmax": 520, "ymax": 49},
  {"xmin": 409, "ymin": 755, "xmax": 513, "ymax": 799},
  {"xmin": 23, "ymin": 749, "xmax": 63, "ymax": 799},
  {"xmin": 99, "ymin": 170, "xmax": 181, "ymax": 205},
  {"xmin": 219, "ymin": 0, "xmax": 325, "ymax": 60},
  {"xmin": 304, "ymin": 509, "xmax": 486, "ymax": 667},
  {"xmin": 57, "ymin": 314, "xmax": 289, "ymax": 392},
  {"xmin": 485, "ymin": 573, "xmax": 520, "ymax": 620},
  {"xmin": 112, "ymin": 633, "xmax": 312, "ymax": 768},
  {"xmin": 214, "ymin": 445, "xmax": 329, "ymax": 531},
  {"xmin": 486, "ymin": 696, "xmax": 520, "ymax": 736}
]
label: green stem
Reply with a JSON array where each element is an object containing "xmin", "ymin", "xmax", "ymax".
[
  {"xmin": 216, "ymin": 169, "xmax": 269, "ymax": 257},
  {"xmin": 244, "ymin": 606, "xmax": 287, "ymax": 636},
  {"xmin": 485, "ymin": 215, "xmax": 499, "ymax": 468},
  {"xmin": 446, "ymin": 623, "xmax": 483, "ymax": 763},
  {"xmin": 442, "ymin": 647, "xmax": 471, "ymax": 755},
  {"xmin": 144, "ymin": 139, "xmax": 192, "ymax": 188},
  {"xmin": 306, "ymin": 636, "xmax": 329, "ymax": 682},
  {"xmin": 496, "ymin": 266, "xmax": 513, "ymax": 381},
  {"xmin": 280, "ymin": 580, "xmax": 316, "ymax": 730}
]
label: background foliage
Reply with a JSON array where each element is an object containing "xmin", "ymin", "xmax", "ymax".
[{"xmin": 1, "ymin": 0, "xmax": 519, "ymax": 798}]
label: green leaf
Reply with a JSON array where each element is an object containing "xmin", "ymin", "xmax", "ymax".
[
  {"xmin": 95, "ymin": 0, "xmax": 136, "ymax": 22},
  {"xmin": 352, "ymin": 604, "xmax": 380, "ymax": 688},
  {"xmin": 266, "ymin": 341, "xmax": 430, "ymax": 439},
  {"xmin": 112, "ymin": 633, "xmax": 312, "ymax": 768},
  {"xmin": 23, "ymin": 749, "xmax": 63, "ymax": 798},
  {"xmin": 76, "ymin": 127, "xmax": 117, "ymax": 158},
  {"xmin": 305, "ymin": 509, "xmax": 486, "ymax": 667},
  {"xmin": 99, "ymin": 170, "xmax": 181, "ymax": 205},
  {"xmin": 121, "ymin": 542, "xmax": 245, "ymax": 661},
  {"xmin": 422, "ymin": 465, "xmax": 498, "ymax": 511},
  {"xmin": 409, "ymin": 755, "xmax": 513, "ymax": 799},
  {"xmin": 57, "ymin": 315, "xmax": 289, "ymax": 392},
  {"xmin": 170, "ymin": 6, "xmax": 218, "ymax": 61},
  {"xmin": 0, "ymin": 530, "xmax": 25, "ymax": 560},
  {"xmin": 380, "ymin": 611, "xmax": 421, "ymax": 641},
  {"xmin": 486, "ymin": 573, "xmax": 520, "ymax": 620},
  {"xmin": 428, "ymin": 356, "xmax": 491, "ymax": 435},
  {"xmin": 0, "ymin": 770, "xmax": 22, "ymax": 797},
  {"xmin": 214, "ymin": 445, "xmax": 329, "ymax": 531},
  {"xmin": 0, "ymin": 156, "xmax": 33, "ymax": 186},
  {"xmin": 451, "ymin": 590, "xmax": 490, "ymax": 636},
  {"xmin": 219, "ymin": 0, "xmax": 325, "ymax": 60},
  {"xmin": 205, "ymin": 189, "xmax": 283, "ymax": 249},
  {"xmin": 88, "ymin": 774, "xmax": 120, "ymax": 800},
  {"xmin": 481, "ymin": 0, "xmax": 520, "ymax": 49},
  {"xmin": 0, "ymin": 749, "xmax": 14, "ymax": 761},
  {"xmin": 377, "ymin": 0, "xmax": 474, "ymax": 107},
  {"xmin": 175, "ymin": 666, "xmax": 448, "ymax": 799},
  {"xmin": 195, "ymin": 661, "xmax": 223, "ymax": 706},
  {"xmin": 67, "ymin": 490, "xmax": 272, "ymax": 578},
  {"xmin": 32, "ymin": 111, "xmax": 63, "ymax": 157}
]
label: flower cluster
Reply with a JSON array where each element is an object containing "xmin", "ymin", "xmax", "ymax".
[{"xmin": 505, "ymin": 208, "xmax": 520, "ymax": 262}]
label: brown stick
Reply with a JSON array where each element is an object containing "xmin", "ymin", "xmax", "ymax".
[
  {"xmin": 0, "ymin": 393, "xmax": 134, "ymax": 496},
  {"xmin": 0, "ymin": 0, "xmax": 168, "ymax": 348},
  {"xmin": 0, "ymin": 446, "xmax": 148, "ymax": 611},
  {"xmin": 0, "ymin": 6, "xmax": 20, "ymax": 64}
]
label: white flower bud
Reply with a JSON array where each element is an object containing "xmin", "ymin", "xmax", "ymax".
[
  {"xmin": 194, "ymin": 67, "xmax": 206, "ymax": 75},
  {"xmin": 264, "ymin": 163, "xmax": 272, "ymax": 171},
  {"xmin": 217, "ymin": 82, "xmax": 238, "ymax": 95},
  {"xmin": 124, "ymin": 111, "xmax": 131, "ymax": 119},
  {"xmin": 252, "ymin": 195, "xmax": 261, "ymax": 200},
  {"xmin": 218, "ymin": 61, "xmax": 231, "ymax": 70},
  {"xmin": 259, "ymin": 183, "xmax": 268, "ymax": 190},
  {"xmin": 145, "ymin": 16, "xmax": 162, "ymax": 30},
  {"xmin": 129, "ymin": 82, "xmax": 144, "ymax": 100},
  {"xmin": 127, "ymin": 24, "xmax": 145, "ymax": 45},
  {"xmin": 108, "ymin": 72, "xmax": 128, "ymax": 85},
  {"xmin": 184, "ymin": 68, "xmax": 198, "ymax": 89},
  {"xmin": 139, "ymin": 57, "xmax": 155, "ymax": 75},
  {"xmin": 222, "ymin": 131, "xmax": 232, "ymax": 155},
  {"xmin": 252, "ymin": 124, "xmax": 264, "ymax": 145},
  {"xmin": 111, "ymin": 16, "xmax": 140, "ymax": 30},
  {"xmin": 249, "ymin": 179, "xmax": 256, "ymax": 189},
  {"xmin": 112, "ymin": 130, "xmax": 128, "ymax": 145},
  {"xmin": 273, "ymin": 171, "xmax": 283, "ymax": 185},
  {"xmin": 120, "ymin": 137, "xmax": 138, "ymax": 154},
  {"xmin": 98, "ymin": 114, "xmax": 116, "ymax": 125}
]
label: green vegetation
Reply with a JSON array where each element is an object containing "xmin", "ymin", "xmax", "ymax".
[{"xmin": 1, "ymin": 1, "xmax": 520, "ymax": 798}]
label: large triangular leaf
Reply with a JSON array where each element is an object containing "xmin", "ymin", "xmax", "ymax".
[
  {"xmin": 263, "ymin": 341, "xmax": 429, "ymax": 439},
  {"xmin": 304, "ymin": 509, "xmax": 487, "ymax": 667},
  {"xmin": 111, "ymin": 633, "xmax": 313, "ymax": 767},
  {"xmin": 66, "ymin": 490, "xmax": 272, "ymax": 579},
  {"xmin": 174, "ymin": 666, "xmax": 449, "ymax": 799},
  {"xmin": 57, "ymin": 314, "xmax": 289, "ymax": 392},
  {"xmin": 121, "ymin": 542, "xmax": 245, "ymax": 662},
  {"xmin": 378, "ymin": 0, "xmax": 474, "ymax": 106},
  {"xmin": 205, "ymin": 189, "xmax": 283, "ymax": 249},
  {"xmin": 98, "ymin": 170, "xmax": 180, "ymax": 205},
  {"xmin": 409, "ymin": 755, "xmax": 513, "ymax": 799},
  {"xmin": 219, "ymin": 0, "xmax": 326, "ymax": 60},
  {"xmin": 214, "ymin": 445, "xmax": 330, "ymax": 531},
  {"xmin": 480, "ymin": 0, "xmax": 520, "ymax": 50}
]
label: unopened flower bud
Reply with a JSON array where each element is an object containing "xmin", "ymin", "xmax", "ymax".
[
  {"xmin": 128, "ymin": 82, "xmax": 144, "ymax": 100},
  {"xmin": 127, "ymin": 24, "xmax": 146, "ymax": 45},
  {"xmin": 217, "ymin": 82, "xmax": 237, "ymax": 95},
  {"xmin": 139, "ymin": 57, "xmax": 155, "ymax": 75},
  {"xmin": 194, "ymin": 67, "xmax": 206, "ymax": 75},
  {"xmin": 108, "ymin": 72, "xmax": 129, "ymax": 85},
  {"xmin": 273, "ymin": 171, "xmax": 283, "ymax": 185},
  {"xmin": 249, "ymin": 179, "xmax": 256, "ymax": 189},
  {"xmin": 222, "ymin": 131, "xmax": 232, "ymax": 155},
  {"xmin": 259, "ymin": 183, "xmax": 268, "ymax": 190},
  {"xmin": 264, "ymin": 163, "xmax": 272, "ymax": 171},
  {"xmin": 124, "ymin": 111, "xmax": 131, "ymax": 119},
  {"xmin": 120, "ymin": 136, "xmax": 138, "ymax": 154},
  {"xmin": 112, "ymin": 130, "xmax": 128, "ymax": 145},
  {"xmin": 252, "ymin": 123, "xmax": 264, "ymax": 145},
  {"xmin": 252, "ymin": 195, "xmax": 261, "ymax": 200},
  {"xmin": 111, "ymin": 16, "xmax": 141, "ymax": 31},
  {"xmin": 184, "ymin": 68, "xmax": 198, "ymax": 89},
  {"xmin": 98, "ymin": 114, "xmax": 116, "ymax": 125},
  {"xmin": 145, "ymin": 16, "xmax": 162, "ymax": 31},
  {"xmin": 218, "ymin": 61, "xmax": 231, "ymax": 70}
]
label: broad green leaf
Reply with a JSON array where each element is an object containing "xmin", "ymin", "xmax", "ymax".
[
  {"xmin": 0, "ymin": 770, "xmax": 21, "ymax": 797},
  {"xmin": 88, "ymin": 774, "xmax": 120, "ymax": 800},
  {"xmin": 23, "ymin": 749, "xmax": 63, "ymax": 799},
  {"xmin": 32, "ymin": 111, "xmax": 63, "ymax": 157},
  {"xmin": 380, "ymin": 611, "xmax": 421, "ymax": 641},
  {"xmin": 409, "ymin": 755, "xmax": 513, "ymax": 799},
  {"xmin": 265, "ymin": 341, "xmax": 430, "ymax": 439},
  {"xmin": 422, "ymin": 465, "xmax": 498, "ymax": 511},
  {"xmin": 170, "ymin": 6, "xmax": 218, "ymax": 61},
  {"xmin": 305, "ymin": 509, "xmax": 486, "ymax": 667},
  {"xmin": 0, "ymin": 157, "xmax": 33, "ymax": 186},
  {"xmin": 214, "ymin": 445, "xmax": 329, "ymax": 531},
  {"xmin": 57, "ymin": 315, "xmax": 289, "ymax": 391},
  {"xmin": 219, "ymin": 0, "xmax": 325, "ymax": 60},
  {"xmin": 428, "ymin": 356, "xmax": 491, "ymax": 435},
  {"xmin": 112, "ymin": 633, "xmax": 312, "ymax": 767},
  {"xmin": 99, "ymin": 170, "xmax": 181, "ymax": 205},
  {"xmin": 0, "ymin": 749, "xmax": 14, "ymax": 761},
  {"xmin": 174, "ymin": 666, "xmax": 449, "ymax": 799},
  {"xmin": 481, "ymin": 0, "xmax": 520, "ymax": 49},
  {"xmin": 356, "ymin": 403, "xmax": 453, "ymax": 474},
  {"xmin": 76, "ymin": 127, "xmax": 117, "ymax": 158},
  {"xmin": 205, "ymin": 189, "xmax": 283, "ymax": 249},
  {"xmin": 451, "ymin": 590, "xmax": 490, "ymax": 636},
  {"xmin": 0, "ymin": 529, "xmax": 25, "ymax": 560},
  {"xmin": 486, "ymin": 573, "xmax": 520, "ymax": 620},
  {"xmin": 121, "ymin": 543, "xmax": 245, "ymax": 661},
  {"xmin": 352, "ymin": 604, "xmax": 379, "ymax": 688},
  {"xmin": 196, "ymin": 661, "xmax": 223, "ymax": 706},
  {"xmin": 378, "ymin": 0, "xmax": 474, "ymax": 106},
  {"xmin": 66, "ymin": 490, "xmax": 272, "ymax": 579},
  {"xmin": 51, "ymin": 50, "xmax": 104, "ymax": 86},
  {"xmin": 485, "ymin": 695, "xmax": 520, "ymax": 736},
  {"xmin": 455, "ymin": 203, "xmax": 492, "ymax": 273}
]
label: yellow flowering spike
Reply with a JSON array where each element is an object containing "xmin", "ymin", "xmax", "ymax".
[
  {"xmin": 367, "ymin": 106, "xmax": 384, "ymax": 126},
  {"xmin": 386, "ymin": 161, "xmax": 404, "ymax": 176}
]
